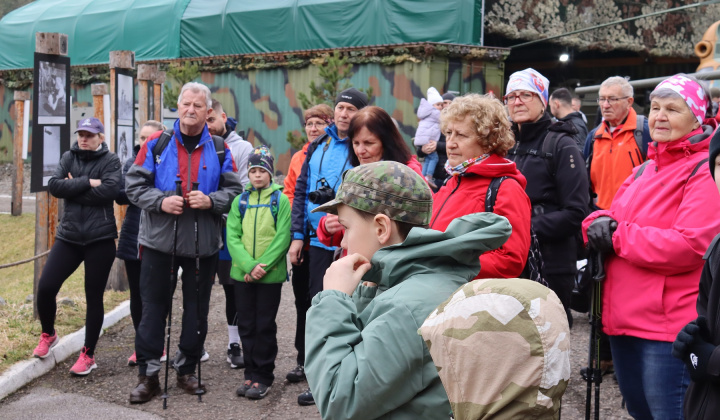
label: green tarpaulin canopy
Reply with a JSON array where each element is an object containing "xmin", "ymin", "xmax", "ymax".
[{"xmin": 0, "ymin": 0, "xmax": 484, "ymax": 70}]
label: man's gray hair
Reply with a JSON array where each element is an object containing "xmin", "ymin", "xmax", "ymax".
[
  {"xmin": 600, "ymin": 76, "xmax": 633, "ymax": 98},
  {"xmin": 177, "ymin": 82, "xmax": 212, "ymax": 108}
]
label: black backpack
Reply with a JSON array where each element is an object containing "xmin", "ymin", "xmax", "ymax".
[
  {"xmin": 152, "ymin": 129, "xmax": 226, "ymax": 166},
  {"xmin": 485, "ymin": 176, "xmax": 548, "ymax": 287}
]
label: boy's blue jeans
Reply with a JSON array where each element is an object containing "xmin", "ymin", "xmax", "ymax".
[
  {"xmin": 422, "ymin": 151, "xmax": 438, "ymax": 178},
  {"xmin": 609, "ymin": 335, "xmax": 689, "ymax": 420}
]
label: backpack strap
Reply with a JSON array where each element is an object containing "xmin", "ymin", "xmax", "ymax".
[
  {"xmin": 633, "ymin": 160, "xmax": 651, "ymax": 181},
  {"xmin": 238, "ymin": 191, "xmax": 251, "ymax": 219},
  {"xmin": 238, "ymin": 189, "xmax": 281, "ymax": 226},
  {"xmin": 540, "ymin": 130, "xmax": 564, "ymax": 177},
  {"xmin": 485, "ymin": 176, "xmax": 507, "ymax": 213},
  {"xmin": 152, "ymin": 129, "xmax": 226, "ymax": 167},
  {"xmin": 634, "ymin": 115, "xmax": 646, "ymax": 161}
]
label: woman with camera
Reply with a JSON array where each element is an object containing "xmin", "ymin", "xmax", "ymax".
[{"xmin": 315, "ymin": 106, "xmax": 424, "ymax": 250}]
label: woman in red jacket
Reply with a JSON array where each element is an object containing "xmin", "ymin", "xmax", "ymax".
[
  {"xmin": 583, "ymin": 74, "xmax": 720, "ymax": 420},
  {"xmin": 317, "ymin": 106, "xmax": 423, "ymax": 248},
  {"xmin": 429, "ymin": 93, "xmax": 531, "ymax": 279}
]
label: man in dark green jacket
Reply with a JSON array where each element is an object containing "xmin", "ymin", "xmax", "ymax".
[{"xmin": 305, "ymin": 161, "xmax": 512, "ymax": 419}]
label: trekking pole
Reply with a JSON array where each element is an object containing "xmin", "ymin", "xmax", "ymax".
[
  {"xmin": 584, "ymin": 251, "xmax": 606, "ymax": 420},
  {"xmin": 162, "ymin": 179, "xmax": 183, "ymax": 410},
  {"xmin": 192, "ymin": 182, "xmax": 205, "ymax": 402}
]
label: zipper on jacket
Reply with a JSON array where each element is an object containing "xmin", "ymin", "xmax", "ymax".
[
  {"xmin": 635, "ymin": 148, "xmax": 643, "ymax": 165},
  {"xmin": 628, "ymin": 151, "xmax": 636, "ymax": 168},
  {"xmin": 429, "ymin": 176, "xmax": 462, "ymax": 228}
]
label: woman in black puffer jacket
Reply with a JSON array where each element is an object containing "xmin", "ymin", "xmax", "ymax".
[
  {"xmin": 503, "ymin": 69, "xmax": 589, "ymax": 327},
  {"xmin": 32, "ymin": 117, "xmax": 121, "ymax": 377},
  {"xmin": 116, "ymin": 120, "xmax": 164, "ymax": 366}
]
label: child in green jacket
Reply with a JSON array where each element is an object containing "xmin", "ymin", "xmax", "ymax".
[{"xmin": 226, "ymin": 146, "xmax": 291, "ymax": 400}]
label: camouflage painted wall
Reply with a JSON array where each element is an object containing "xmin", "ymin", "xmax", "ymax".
[
  {"xmin": 486, "ymin": 0, "xmax": 720, "ymax": 58},
  {"xmin": 0, "ymin": 58, "xmax": 505, "ymax": 171}
]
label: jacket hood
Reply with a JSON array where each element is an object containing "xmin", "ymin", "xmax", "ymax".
[
  {"xmin": 224, "ymin": 130, "xmax": 245, "ymax": 145},
  {"xmin": 461, "ymin": 154, "xmax": 528, "ymax": 189},
  {"xmin": 363, "ymin": 212, "xmax": 511, "ymax": 292},
  {"xmin": 559, "ymin": 111, "xmax": 585, "ymax": 126},
  {"xmin": 648, "ymin": 122, "xmax": 715, "ymax": 168},
  {"xmin": 70, "ymin": 141, "xmax": 110, "ymax": 161},
  {"xmin": 419, "ymin": 278, "xmax": 570, "ymax": 419},
  {"xmin": 417, "ymin": 98, "xmax": 441, "ymax": 121},
  {"xmin": 512, "ymin": 113, "xmax": 564, "ymax": 146}
]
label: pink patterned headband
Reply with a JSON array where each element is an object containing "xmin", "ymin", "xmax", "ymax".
[{"xmin": 653, "ymin": 75, "xmax": 708, "ymax": 124}]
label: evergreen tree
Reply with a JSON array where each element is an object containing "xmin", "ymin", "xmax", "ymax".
[{"xmin": 163, "ymin": 61, "xmax": 200, "ymax": 109}]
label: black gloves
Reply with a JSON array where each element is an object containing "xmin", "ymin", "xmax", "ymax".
[
  {"xmin": 672, "ymin": 316, "xmax": 717, "ymax": 382},
  {"xmin": 586, "ymin": 216, "xmax": 617, "ymax": 253}
]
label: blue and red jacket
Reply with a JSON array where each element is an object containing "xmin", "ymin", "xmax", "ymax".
[{"xmin": 126, "ymin": 120, "xmax": 243, "ymax": 258}]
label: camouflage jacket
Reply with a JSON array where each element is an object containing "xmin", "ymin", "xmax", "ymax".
[
  {"xmin": 305, "ymin": 213, "xmax": 512, "ymax": 420},
  {"xmin": 420, "ymin": 278, "xmax": 571, "ymax": 419}
]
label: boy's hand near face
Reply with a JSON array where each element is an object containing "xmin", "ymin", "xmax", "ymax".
[{"xmin": 324, "ymin": 253, "xmax": 372, "ymax": 295}]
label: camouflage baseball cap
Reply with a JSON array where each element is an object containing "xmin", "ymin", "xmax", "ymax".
[{"xmin": 312, "ymin": 161, "xmax": 433, "ymax": 226}]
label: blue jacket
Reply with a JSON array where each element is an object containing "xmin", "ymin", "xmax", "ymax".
[
  {"xmin": 126, "ymin": 120, "xmax": 242, "ymax": 258},
  {"xmin": 290, "ymin": 124, "xmax": 353, "ymax": 250}
]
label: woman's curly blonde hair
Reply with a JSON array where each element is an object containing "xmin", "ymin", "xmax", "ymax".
[{"xmin": 440, "ymin": 93, "xmax": 515, "ymax": 157}]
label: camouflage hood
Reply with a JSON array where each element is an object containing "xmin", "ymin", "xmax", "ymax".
[
  {"xmin": 419, "ymin": 278, "xmax": 571, "ymax": 420},
  {"xmin": 363, "ymin": 212, "xmax": 512, "ymax": 293}
]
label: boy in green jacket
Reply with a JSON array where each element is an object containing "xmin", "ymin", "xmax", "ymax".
[
  {"xmin": 305, "ymin": 161, "xmax": 512, "ymax": 419},
  {"xmin": 226, "ymin": 146, "xmax": 291, "ymax": 400}
]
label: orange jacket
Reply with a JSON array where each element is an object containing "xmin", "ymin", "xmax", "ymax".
[
  {"xmin": 590, "ymin": 107, "xmax": 645, "ymax": 210},
  {"xmin": 283, "ymin": 142, "xmax": 310, "ymax": 208}
]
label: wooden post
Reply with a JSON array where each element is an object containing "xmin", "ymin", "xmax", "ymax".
[
  {"xmin": 137, "ymin": 64, "xmax": 157, "ymax": 127},
  {"xmin": 107, "ymin": 51, "xmax": 135, "ymax": 292},
  {"xmin": 11, "ymin": 91, "xmax": 30, "ymax": 216},
  {"xmin": 153, "ymin": 71, "xmax": 165, "ymax": 124},
  {"xmin": 91, "ymin": 83, "xmax": 107, "ymax": 120},
  {"xmin": 33, "ymin": 32, "xmax": 68, "ymax": 318}
]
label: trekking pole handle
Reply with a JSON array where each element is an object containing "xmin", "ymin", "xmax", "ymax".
[
  {"xmin": 592, "ymin": 252, "xmax": 606, "ymax": 282},
  {"xmin": 175, "ymin": 180, "xmax": 183, "ymax": 196},
  {"xmin": 192, "ymin": 182, "xmax": 199, "ymax": 192}
]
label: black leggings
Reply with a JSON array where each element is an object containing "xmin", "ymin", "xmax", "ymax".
[
  {"xmin": 124, "ymin": 259, "xmax": 142, "ymax": 332},
  {"xmin": 37, "ymin": 238, "xmax": 116, "ymax": 356}
]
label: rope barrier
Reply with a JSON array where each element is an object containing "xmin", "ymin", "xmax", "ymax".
[{"xmin": 0, "ymin": 250, "xmax": 51, "ymax": 270}]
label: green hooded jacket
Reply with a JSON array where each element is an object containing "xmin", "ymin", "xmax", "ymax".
[
  {"xmin": 305, "ymin": 213, "xmax": 512, "ymax": 420},
  {"xmin": 226, "ymin": 182, "xmax": 291, "ymax": 284}
]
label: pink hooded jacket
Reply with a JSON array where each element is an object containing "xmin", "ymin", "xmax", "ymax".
[{"xmin": 582, "ymin": 123, "xmax": 720, "ymax": 342}]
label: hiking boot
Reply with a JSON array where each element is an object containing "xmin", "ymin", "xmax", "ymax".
[
  {"xmin": 236, "ymin": 379, "xmax": 252, "ymax": 397},
  {"xmin": 227, "ymin": 343, "xmax": 244, "ymax": 369},
  {"xmin": 298, "ymin": 388, "xmax": 315, "ymax": 406},
  {"xmin": 245, "ymin": 382, "xmax": 270, "ymax": 400},
  {"xmin": 129, "ymin": 374, "xmax": 161, "ymax": 404},
  {"xmin": 177, "ymin": 373, "xmax": 206, "ymax": 395},
  {"xmin": 70, "ymin": 347, "xmax": 97, "ymax": 376},
  {"xmin": 33, "ymin": 331, "xmax": 59, "ymax": 359},
  {"xmin": 200, "ymin": 349, "xmax": 209, "ymax": 363},
  {"xmin": 128, "ymin": 351, "xmax": 137, "ymax": 366},
  {"xmin": 286, "ymin": 365, "xmax": 306, "ymax": 383}
]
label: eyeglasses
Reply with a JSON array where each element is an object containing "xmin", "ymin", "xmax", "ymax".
[
  {"xmin": 503, "ymin": 92, "xmax": 535, "ymax": 105},
  {"xmin": 597, "ymin": 96, "xmax": 629, "ymax": 104},
  {"xmin": 305, "ymin": 122, "xmax": 328, "ymax": 128}
]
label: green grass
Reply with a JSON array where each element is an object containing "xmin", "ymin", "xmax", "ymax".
[{"xmin": 0, "ymin": 214, "xmax": 129, "ymax": 373}]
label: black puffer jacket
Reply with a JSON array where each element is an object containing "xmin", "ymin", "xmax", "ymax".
[
  {"xmin": 507, "ymin": 113, "xmax": 589, "ymax": 274},
  {"xmin": 684, "ymin": 234, "xmax": 720, "ymax": 420},
  {"xmin": 48, "ymin": 141, "xmax": 121, "ymax": 245},
  {"xmin": 116, "ymin": 145, "xmax": 141, "ymax": 260}
]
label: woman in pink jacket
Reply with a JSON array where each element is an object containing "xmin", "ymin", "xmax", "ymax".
[{"xmin": 582, "ymin": 74, "xmax": 720, "ymax": 420}]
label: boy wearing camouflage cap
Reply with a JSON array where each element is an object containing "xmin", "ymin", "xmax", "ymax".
[{"xmin": 304, "ymin": 161, "xmax": 512, "ymax": 419}]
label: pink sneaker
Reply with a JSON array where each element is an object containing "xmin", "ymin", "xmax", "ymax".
[
  {"xmin": 70, "ymin": 347, "xmax": 97, "ymax": 376},
  {"xmin": 127, "ymin": 351, "xmax": 137, "ymax": 366},
  {"xmin": 33, "ymin": 332, "xmax": 59, "ymax": 359}
]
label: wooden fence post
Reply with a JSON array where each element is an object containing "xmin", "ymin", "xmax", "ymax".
[
  {"xmin": 106, "ymin": 51, "xmax": 135, "ymax": 292},
  {"xmin": 33, "ymin": 32, "xmax": 68, "ymax": 318},
  {"xmin": 11, "ymin": 91, "xmax": 30, "ymax": 216},
  {"xmin": 153, "ymin": 71, "xmax": 165, "ymax": 124},
  {"xmin": 137, "ymin": 64, "xmax": 157, "ymax": 127}
]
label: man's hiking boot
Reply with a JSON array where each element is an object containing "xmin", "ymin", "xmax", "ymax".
[
  {"xmin": 129, "ymin": 374, "xmax": 161, "ymax": 404},
  {"xmin": 298, "ymin": 388, "xmax": 315, "ymax": 406},
  {"xmin": 177, "ymin": 373, "xmax": 206, "ymax": 395}
]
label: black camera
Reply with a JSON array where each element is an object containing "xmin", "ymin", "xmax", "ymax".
[{"xmin": 309, "ymin": 178, "xmax": 336, "ymax": 205}]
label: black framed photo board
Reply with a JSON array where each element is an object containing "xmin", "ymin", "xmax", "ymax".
[{"xmin": 115, "ymin": 68, "xmax": 135, "ymax": 161}]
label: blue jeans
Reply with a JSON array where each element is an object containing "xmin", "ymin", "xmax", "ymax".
[
  {"xmin": 609, "ymin": 335, "xmax": 690, "ymax": 420},
  {"xmin": 422, "ymin": 151, "xmax": 438, "ymax": 177}
]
